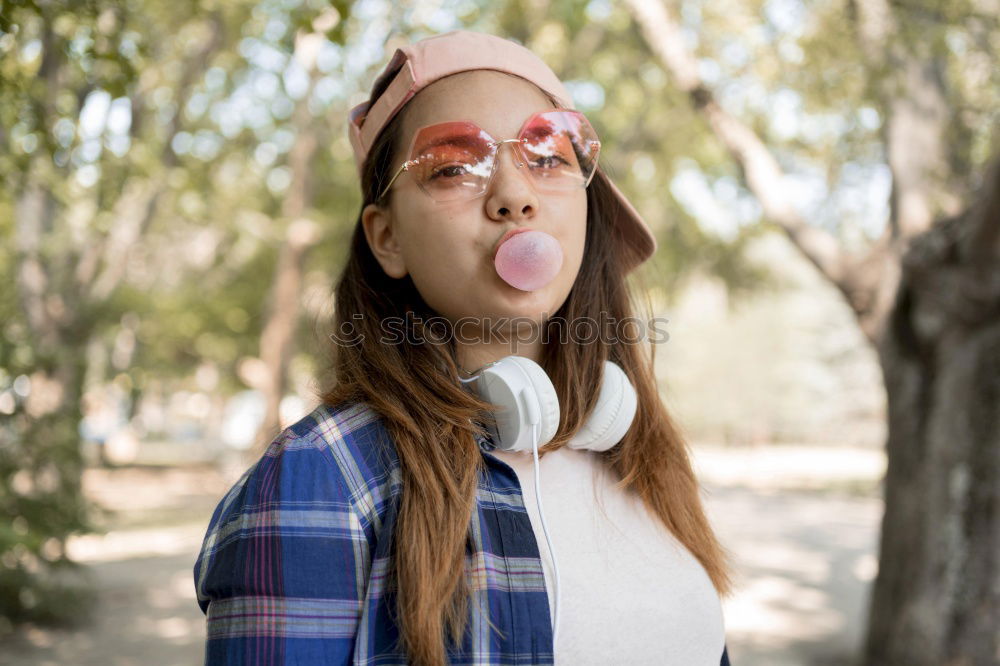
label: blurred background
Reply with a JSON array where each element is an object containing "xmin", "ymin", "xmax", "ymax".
[{"xmin": 1, "ymin": 0, "xmax": 998, "ymax": 664}]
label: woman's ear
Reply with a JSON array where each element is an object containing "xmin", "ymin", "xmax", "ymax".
[{"xmin": 362, "ymin": 202, "xmax": 408, "ymax": 278}]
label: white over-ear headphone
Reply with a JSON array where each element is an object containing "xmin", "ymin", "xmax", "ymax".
[
  {"xmin": 458, "ymin": 355, "xmax": 638, "ymax": 648},
  {"xmin": 462, "ymin": 355, "xmax": 638, "ymax": 454}
]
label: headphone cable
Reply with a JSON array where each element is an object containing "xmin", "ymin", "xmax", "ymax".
[{"xmin": 530, "ymin": 420, "xmax": 561, "ymax": 648}]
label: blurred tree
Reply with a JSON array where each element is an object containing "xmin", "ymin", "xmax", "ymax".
[
  {"xmin": 0, "ymin": 0, "xmax": 255, "ymax": 628},
  {"xmin": 250, "ymin": 8, "xmax": 335, "ymax": 456},
  {"xmin": 0, "ymin": 0, "xmax": 381, "ymax": 630},
  {"xmin": 622, "ymin": 0, "xmax": 999, "ymax": 662}
]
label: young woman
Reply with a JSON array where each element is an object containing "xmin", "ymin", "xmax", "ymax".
[{"xmin": 195, "ymin": 29, "xmax": 736, "ymax": 666}]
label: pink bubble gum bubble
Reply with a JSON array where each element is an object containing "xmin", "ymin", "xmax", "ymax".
[{"xmin": 494, "ymin": 230, "xmax": 564, "ymax": 291}]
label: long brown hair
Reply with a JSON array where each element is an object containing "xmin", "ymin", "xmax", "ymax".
[{"xmin": 317, "ymin": 72, "xmax": 736, "ymax": 666}]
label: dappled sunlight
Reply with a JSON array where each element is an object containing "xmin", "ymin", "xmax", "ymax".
[
  {"xmin": 67, "ymin": 523, "xmax": 206, "ymax": 563},
  {"xmin": 2, "ymin": 466, "xmax": 225, "ymax": 665},
  {"xmin": 738, "ymin": 540, "xmax": 832, "ymax": 584},
  {"xmin": 4, "ymin": 551, "xmax": 208, "ymax": 665},
  {"xmin": 703, "ymin": 480, "xmax": 881, "ymax": 665},
  {"xmin": 724, "ymin": 574, "xmax": 845, "ymax": 643},
  {"xmin": 692, "ymin": 443, "xmax": 886, "ymax": 494},
  {"xmin": 851, "ymin": 552, "xmax": 878, "ymax": 583}
]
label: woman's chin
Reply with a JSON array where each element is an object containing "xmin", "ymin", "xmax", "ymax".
[{"xmin": 484, "ymin": 289, "xmax": 560, "ymax": 325}]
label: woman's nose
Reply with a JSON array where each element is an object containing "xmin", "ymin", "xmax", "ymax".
[{"xmin": 485, "ymin": 140, "xmax": 539, "ymax": 219}]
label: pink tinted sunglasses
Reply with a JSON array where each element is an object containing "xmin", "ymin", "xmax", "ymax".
[{"xmin": 376, "ymin": 108, "xmax": 601, "ymax": 203}]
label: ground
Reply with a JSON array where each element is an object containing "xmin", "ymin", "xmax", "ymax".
[{"xmin": 1, "ymin": 443, "xmax": 884, "ymax": 666}]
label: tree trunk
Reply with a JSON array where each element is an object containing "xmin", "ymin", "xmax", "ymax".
[
  {"xmin": 253, "ymin": 218, "xmax": 319, "ymax": 454},
  {"xmin": 250, "ymin": 29, "xmax": 323, "ymax": 458},
  {"xmin": 864, "ymin": 158, "xmax": 1000, "ymax": 666}
]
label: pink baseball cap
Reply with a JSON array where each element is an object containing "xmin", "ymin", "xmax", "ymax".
[{"xmin": 347, "ymin": 29, "xmax": 657, "ymax": 274}]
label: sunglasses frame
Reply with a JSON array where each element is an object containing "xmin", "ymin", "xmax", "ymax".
[{"xmin": 375, "ymin": 107, "xmax": 601, "ymax": 203}]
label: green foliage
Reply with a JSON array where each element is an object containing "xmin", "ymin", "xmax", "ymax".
[
  {"xmin": 0, "ymin": 409, "xmax": 101, "ymax": 631},
  {"xmin": 0, "ymin": 226, "xmax": 102, "ymax": 629}
]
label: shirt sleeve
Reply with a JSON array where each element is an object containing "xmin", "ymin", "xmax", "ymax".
[
  {"xmin": 721, "ymin": 642, "xmax": 732, "ymax": 665},
  {"xmin": 193, "ymin": 430, "xmax": 373, "ymax": 665}
]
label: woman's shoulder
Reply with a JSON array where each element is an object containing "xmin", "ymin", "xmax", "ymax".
[
  {"xmin": 255, "ymin": 398, "xmax": 403, "ymax": 499},
  {"xmin": 194, "ymin": 398, "xmax": 398, "ymax": 618},
  {"xmin": 283, "ymin": 398, "xmax": 393, "ymax": 456},
  {"xmin": 201, "ymin": 400, "xmax": 400, "ymax": 529},
  {"xmin": 195, "ymin": 399, "xmax": 401, "ymax": 580}
]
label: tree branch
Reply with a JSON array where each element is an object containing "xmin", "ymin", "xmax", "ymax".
[
  {"xmin": 81, "ymin": 12, "xmax": 225, "ymax": 304},
  {"xmin": 850, "ymin": 0, "xmax": 964, "ymax": 239},
  {"xmin": 15, "ymin": 18, "xmax": 65, "ymax": 348},
  {"xmin": 623, "ymin": 0, "xmax": 851, "ymax": 290}
]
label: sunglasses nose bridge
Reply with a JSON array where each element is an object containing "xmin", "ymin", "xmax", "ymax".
[{"xmin": 488, "ymin": 137, "xmax": 528, "ymax": 178}]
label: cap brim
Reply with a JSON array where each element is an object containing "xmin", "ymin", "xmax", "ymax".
[{"xmin": 594, "ymin": 168, "xmax": 657, "ymax": 273}]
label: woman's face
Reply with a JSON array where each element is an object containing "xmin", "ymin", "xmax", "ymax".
[{"xmin": 362, "ymin": 70, "xmax": 587, "ymax": 335}]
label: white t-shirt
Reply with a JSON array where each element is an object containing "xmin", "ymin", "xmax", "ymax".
[{"xmin": 487, "ymin": 444, "xmax": 727, "ymax": 665}]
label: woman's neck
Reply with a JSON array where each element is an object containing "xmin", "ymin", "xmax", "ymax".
[{"xmin": 456, "ymin": 339, "xmax": 543, "ymax": 375}]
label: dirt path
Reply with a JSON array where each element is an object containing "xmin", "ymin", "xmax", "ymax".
[
  {"xmin": 707, "ymin": 485, "xmax": 878, "ymax": 666},
  {"xmin": 692, "ymin": 444, "xmax": 883, "ymax": 666},
  {"xmin": 2, "ymin": 466, "xmax": 229, "ymax": 666},
  {"xmin": 2, "ymin": 445, "xmax": 884, "ymax": 666}
]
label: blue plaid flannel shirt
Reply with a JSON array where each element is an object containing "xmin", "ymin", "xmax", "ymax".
[{"xmin": 194, "ymin": 400, "xmax": 733, "ymax": 665}]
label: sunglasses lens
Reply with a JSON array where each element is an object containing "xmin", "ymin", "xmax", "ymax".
[
  {"xmin": 408, "ymin": 123, "xmax": 495, "ymax": 202},
  {"xmin": 407, "ymin": 111, "xmax": 600, "ymax": 202},
  {"xmin": 520, "ymin": 110, "xmax": 600, "ymax": 190}
]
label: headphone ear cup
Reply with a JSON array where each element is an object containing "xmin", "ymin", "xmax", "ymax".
[
  {"xmin": 475, "ymin": 355, "xmax": 560, "ymax": 452},
  {"xmin": 507, "ymin": 356, "xmax": 560, "ymax": 450},
  {"xmin": 567, "ymin": 361, "xmax": 638, "ymax": 452}
]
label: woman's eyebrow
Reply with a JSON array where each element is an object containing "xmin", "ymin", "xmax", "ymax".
[
  {"xmin": 413, "ymin": 128, "xmax": 491, "ymax": 155},
  {"xmin": 521, "ymin": 122, "xmax": 556, "ymax": 141}
]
